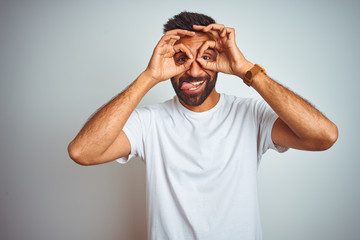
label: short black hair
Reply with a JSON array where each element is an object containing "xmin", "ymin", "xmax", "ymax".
[{"xmin": 163, "ymin": 11, "xmax": 216, "ymax": 33}]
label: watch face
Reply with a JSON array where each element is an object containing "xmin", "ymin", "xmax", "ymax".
[{"xmin": 245, "ymin": 71, "xmax": 252, "ymax": 81}]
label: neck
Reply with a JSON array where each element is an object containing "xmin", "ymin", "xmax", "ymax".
[{"xmin": 179, "ymin": 89, "xmax": 221, "ymax": 112}]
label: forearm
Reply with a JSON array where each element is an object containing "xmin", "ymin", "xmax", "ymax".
[
  {"xmin": 251, "ymin": 71, "xmax": 338, "ymax": 149},
  {"xmin": 68, "ymin": 29, "xmax": 196, "ymax": 164},
  {"xmin": 68, "ymin": 71, "xmax": 156, "ymax": 161},
  {"xmin": 191, "ymin": 22, "xmax": 337, "ymax": 149}
]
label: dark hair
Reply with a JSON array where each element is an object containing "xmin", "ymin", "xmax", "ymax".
[{"xmin": 163, "ymin": 11, "xmax": 216, "ymax": 33}]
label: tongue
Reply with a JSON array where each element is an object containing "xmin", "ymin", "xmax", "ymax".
[{"xmin": 181, "ymin": 82, "xmax": 195, "ymax": 90}]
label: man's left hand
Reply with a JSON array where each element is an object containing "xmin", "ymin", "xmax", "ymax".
[{"xmin": 193, "ymin": 24, "xmax": 253, "ymax": 79}]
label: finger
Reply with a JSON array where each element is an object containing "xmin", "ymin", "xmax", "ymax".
[
  {"xmin": 220, "ymin": 27, "xmax": 227, "ymax": 38},
  {"xmin": 226, "ymin": 27, "xmax": 235, "ymax": 41},
  {"xmin": 167, "ymin": 38, "xmax": 178, "ymax": 47},
  {"xmin": 204, "ymin": 29, "xmax": 221, "ymax": 40},
  {"xmin": 203, "ymin": 24, "xmax": 225, "ymax": 33},
  {"xmin": 193, "ymin": 24, "xmax": 223, "ymax": 39},
  {"xmin": 164, "ymin": 35, "xmax": 180, "ymax": 41},
  {"xmin": 197, "ymin": 40, "xmax": 217, "ymax": 71},
  {"xmin": 197, "ymin": 57, "xmax": 216, "ymax": 71},
  {"xmin": 208, "ymin": 27, "xmax": 234, "ymax": 42},
  {"xmin": 219, "ymin": 27, "xmax": 233, "ymax": 41},
  {"xmin": 192, "ymin": 25, "xmax": 206, "ymax": 30},
  {"xmin": 159, "ymin": 34, "xmax": 180, "ymax": 44},
  {"xmin": 173, "ymin": 43, "xmax": 193, "ymax": 59},
  {"xmin": 165, "ymin": 35, "xmax": 180, "ymax": 44},
  {"xmin": 197, "ymin": 40, "xmax": 216, "ymax": 58},
  {"xmin": 193, "ymin": 24, "xmax": 231, "ymax": 42},
  {"xmin": 179, "ymin": 58, "xmax": 194, "ymax": 72},
  {"xmin": 158, "ymin": 35, "xmax": 180, "ymax": 48},
  {"xmin": 174, "ymin": 56, "xmax": 194, "ymax": 75},
  {"xmin": 165, "ymin": 29, "xmax": 195, "ymax": 37},
  {"xmin": 203, "ymin": 24, "xmax": 226, "ymax": 39}
]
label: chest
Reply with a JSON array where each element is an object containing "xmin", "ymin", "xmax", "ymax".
[{"xmin": 145, "ymin": 111, "xmax": 259, "ymax": 177}]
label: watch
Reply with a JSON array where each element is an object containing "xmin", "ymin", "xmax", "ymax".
[{"xmin": 243, "ymin": 64, "xmax": 267, "ymax": 86}]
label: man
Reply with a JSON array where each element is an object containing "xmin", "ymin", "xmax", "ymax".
[{"xmin": 68, "ymin": 12, "xmax": 338, "ymax": 240}]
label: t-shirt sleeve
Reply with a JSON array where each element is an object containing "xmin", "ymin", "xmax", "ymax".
[
  {"xmin": 116, "ymin": 108, "xmax": 146, "ymax": 164},
  {"xmin": 255, "ymin": 99, "xmax": 289, "ymax": 157}
]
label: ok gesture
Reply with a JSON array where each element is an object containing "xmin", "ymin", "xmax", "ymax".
[
  {"xmin": 193, "ymin": 24, "xmax": 252, "ymax": 79},
  {"xmin": 145, "ymin": 29, "xmax": 195, "ymax": 83}
]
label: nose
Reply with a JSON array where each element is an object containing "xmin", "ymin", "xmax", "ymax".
[{"xmin": 186, "ymin": 59, "xmax": 205, "ymax": 77}]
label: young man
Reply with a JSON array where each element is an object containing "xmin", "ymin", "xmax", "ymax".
[{"xmin": 68, "ymin": 12, "xmax": 338, "ymax": 240}]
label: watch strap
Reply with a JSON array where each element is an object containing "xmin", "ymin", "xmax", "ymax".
[{"xmin": 243, "ymin": 64, "xmax": 266, "ymax": 86}]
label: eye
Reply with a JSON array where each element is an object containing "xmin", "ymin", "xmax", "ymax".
[
  {"xmin": 175, "ymin": 56, "xmax": 188, "ymax": 64},
  {"xmin": 178, "ymin": 57, "xmax": 188, "ymax": 62},
  {"xmin": 202, "ymin": 55, "xmax": 211, "ymax": 61}
]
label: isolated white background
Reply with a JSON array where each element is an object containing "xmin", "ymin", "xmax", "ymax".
[{"xmin": 0, "ymin": 0, "xmax": 359, "ymax": 239}]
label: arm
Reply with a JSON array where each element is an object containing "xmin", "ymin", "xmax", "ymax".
[
  {"xmin": 68, "ymin": 29, "xmax": 195, "ymax": 165},
  {"xmin": 68, "ymin": 73, "xmax": 154, "ymax": 165},
  {"xmin": 193, "ymin": 24, "xmax": 338, "ymax": 151},
  {"xmin": 251, "ymin": 72, "xmax": 338, "ymax": 151}
]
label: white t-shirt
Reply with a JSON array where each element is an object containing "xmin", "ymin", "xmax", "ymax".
[{"xmin": 117, "ymin": 93, "xmax": 287, "ymax": 240}]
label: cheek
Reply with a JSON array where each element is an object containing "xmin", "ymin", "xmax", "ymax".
[
  {"xmin": 170, "ymin": 76, "xmax": 180, "ymax": 87},
  {"xmin": 172, "ymin": 73, "xmax": 184, "ymax": 83},
  {"xmin": 205, "ymin": 71, "xmax": 217, "ymax": 80}
]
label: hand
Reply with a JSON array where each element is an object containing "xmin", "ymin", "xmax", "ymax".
[
  {"xmin": 193, "ymin": 24, "xmax": 253, "ymax": 79},
  {"xmin": 145, "ymin": 29, "xmax": 195, "ymax": 83}
]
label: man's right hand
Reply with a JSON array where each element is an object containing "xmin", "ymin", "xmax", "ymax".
[
  {"xmin": 68, "ymin": 30, "xmax": 196, "ymax": 166},
  {"xmin": 144, "ymin": 29, "xmax": 195, "ymax": 83}
]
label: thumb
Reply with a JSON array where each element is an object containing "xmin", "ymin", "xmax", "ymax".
[
  {"xmin": 176, "ymin": 58, "xmax": 194, "ymax": 74},
  {"xmin": 197, "ymin": 58, "xmax": 217, "ymax": 71}
]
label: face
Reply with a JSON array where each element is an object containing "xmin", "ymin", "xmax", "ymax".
[{"xmin": 171, "ymin": 32, "xmax": 218, "ymax": 107}]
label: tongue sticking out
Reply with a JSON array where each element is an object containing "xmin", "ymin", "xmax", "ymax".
[{"xmin": 180, "ymin": 82, "xmax": 195, "ymax": 90}]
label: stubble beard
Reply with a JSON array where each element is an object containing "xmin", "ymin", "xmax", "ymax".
[{"xmin": 171, "ymin": 73, "xmax": 218, "ymax": 107}]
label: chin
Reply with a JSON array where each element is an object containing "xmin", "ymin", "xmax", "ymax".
[{"xmin": 171, "ymin": 73, "xmax": 217, "ymax": 107}]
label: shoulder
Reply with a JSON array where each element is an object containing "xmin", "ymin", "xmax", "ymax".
[
  {"xmin": 134, "ymin": 97, "xmax": 177, "ymax": 120},
  {"xmin": 221, "ymin": 93, "xmax": 264, "ymax": 111},
  {"xmin": 220, "ymin": 94, "xmax": 275, "ymax": 124},
  {"xmin": 131, "ymin": 98, "xmax": 179, "ymax": 131},
  {"xmin": 136, "ymin": 97, "xmax": 175, "ymax": 113}
]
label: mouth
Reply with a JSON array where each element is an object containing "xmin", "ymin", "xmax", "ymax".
[{"xmin": 180, "ymin": 80, "xmax": 205, "ymax": 92}]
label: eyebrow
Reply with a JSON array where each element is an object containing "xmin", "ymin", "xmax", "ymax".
[
  {"xmin": 204, "ymin": 48, "xmax": 217, "ymax": 57},
  {"xmin": 205, "ymin": 48, "xmax": 216, "ymax": 53}
]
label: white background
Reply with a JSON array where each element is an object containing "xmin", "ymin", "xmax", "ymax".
[{"xmin": 1, "ymin": 0, "xmax": 359, "ymax": 239}]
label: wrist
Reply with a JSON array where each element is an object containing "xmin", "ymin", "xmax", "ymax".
[
  {"xmin": 235, "ymin": 61, "xmax": 254, "ymax": 79},
  {"xmin": 243, "ymin": 64, "xmax": 267, "ymax": 87},
  {"xmin": 139, "ymin": 70, "xmax": 159, "ymax": 89},
  {"xmin": 142, "ymin": 69, "xmax": 161, "ymax": 85}
]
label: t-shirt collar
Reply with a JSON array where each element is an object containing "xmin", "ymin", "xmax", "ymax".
[{"xmin": 174, "ymin": 93, "xmax": 224, "ymax": 118}]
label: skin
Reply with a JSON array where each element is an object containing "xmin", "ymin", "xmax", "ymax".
[
  {"xmin": 68, "ymin": 24, "xmax": 338, "ymax": 165},
  {"xmin": 170, "ymin": 32, "xmax": 219, "ymax": 111}
]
